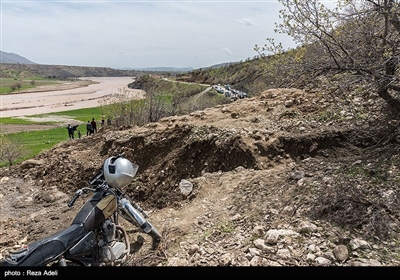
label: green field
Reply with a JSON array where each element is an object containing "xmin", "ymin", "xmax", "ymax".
[
  {"xmin": 0, "ymin": 76, "xmax": 95, "ymax": 95},
  {"xmin": 44, "ymin": 107, "xmax": 104, "ymax": 123},
  {"xmin": 0, "ymin": 106, "xmax": 104, "ymax": 167},
  {"xmin": 0, "ymin": 77, "xmax": 60, "ymax": 94}
]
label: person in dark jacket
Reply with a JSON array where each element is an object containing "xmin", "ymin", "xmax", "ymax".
[
  {"xmin": 101, "ymin": 114, "xmax": 105, "ymax": 127},
  {"xmin": 91, "ymin": 118, "xmax": 97, "ymax": 134},
  {"xmin": 86, "ymin": 121, "xmax": 92, "ymax": 136},
  {"xmin": 67, "ymin": 124, "xmax": 77, "ymax": 140}
]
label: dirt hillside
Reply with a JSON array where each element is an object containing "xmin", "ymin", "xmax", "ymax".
[{"xmin": 1, "ymin": 87, "xmax": 400, "ymax": 268}]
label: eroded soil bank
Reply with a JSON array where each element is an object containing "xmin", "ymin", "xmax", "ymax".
[{"xmin": 1, "ymin": 87, "xmax": 400, "ymax": 268}]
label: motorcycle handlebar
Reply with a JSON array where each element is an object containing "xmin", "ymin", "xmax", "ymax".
[
  {"xmin": 67, "ymin": 187, "xmax": 100, "ymax": 207},
  {"xmin": 67, "ymin": 190, "xmax": 81, "ymax": 207}
]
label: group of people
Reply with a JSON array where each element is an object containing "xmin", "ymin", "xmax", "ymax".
[
  {"xmin": 66, "ymin": 115, "xmax": 111, "ymax": 140},
  {"xmin": 86, "ymin": 118, "xmax": 98, "ymax": 136}
]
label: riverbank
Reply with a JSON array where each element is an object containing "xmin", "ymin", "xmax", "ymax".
[{"xmin": 0, "ymin": 77, "xmax": 144, "ymax": 118}]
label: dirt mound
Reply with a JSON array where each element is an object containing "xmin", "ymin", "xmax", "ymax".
[{"xmin": 1, "ymin": 87, "xmax": 400, "ymax": 267}]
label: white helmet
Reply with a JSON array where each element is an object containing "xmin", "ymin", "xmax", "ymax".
[{"xmin": 103, "ymin": 156, "xmax": 138, "ymax": 188}]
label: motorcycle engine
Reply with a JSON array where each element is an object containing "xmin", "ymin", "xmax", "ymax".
[{"xmin": 99, "ymin": 219, "xmax": 127, "ymax": 265}]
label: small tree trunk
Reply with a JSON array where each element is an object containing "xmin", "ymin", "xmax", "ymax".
[{"xmin": 377, "ymin": 85, "xmax": 400, "ymax": 114}]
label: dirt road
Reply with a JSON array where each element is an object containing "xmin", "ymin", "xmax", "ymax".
[{"xmin": 0, "ymin": 77, "xmax": 144, "ymax": 118}]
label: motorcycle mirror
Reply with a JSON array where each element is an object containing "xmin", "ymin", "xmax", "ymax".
[{"xmin": 89, "ymin": 170, "xmax": 105, "ymax": 186}]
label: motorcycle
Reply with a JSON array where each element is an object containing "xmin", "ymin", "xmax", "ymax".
[{"xmin": 0, "ymin": 153, "xmax": 161, "ymax": 266}]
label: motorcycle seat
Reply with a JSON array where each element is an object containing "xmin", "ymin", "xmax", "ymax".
[{"xmin": 0, "ymin": 223, "xmax": 87, "ymax": 266}]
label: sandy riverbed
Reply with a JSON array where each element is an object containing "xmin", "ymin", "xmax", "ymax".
[{"xmin": 0, "ymin": 77, "xmax": 144, "ymax": 118}]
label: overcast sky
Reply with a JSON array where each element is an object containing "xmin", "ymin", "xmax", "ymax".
[{"xmin": 1, "ymin": 0, "xmax": 334, "ymax": 70}]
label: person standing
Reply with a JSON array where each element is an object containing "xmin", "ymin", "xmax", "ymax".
[
  {"xmin": 86, "ymin": 121, "xmax": 92, "ymax": 136},
  {"xmin": 67, "ymin": 124, "xmax": 75, "ymax": 140},
  {"xmin": 91, "ymin": 118, "xmax": 97, "ymax": 134},
  {"xmin": 101, "ymin": 114, "xmax": 105, "ymax": 127}
]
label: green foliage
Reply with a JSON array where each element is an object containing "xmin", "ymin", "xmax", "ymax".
[
  {"xmin": 336, "ymin": 161, "xmax": 391, "ymax": 183},
  {"xmin": 199, "ymin": 229, "xmax": 212, "ymax": 241},
  {"xmin": 218, "ymin": 222, "xmax": 235, "ymax": 233},
  {"xmin": 312, "ymin": 109, "xmax": 342, "ymax": 122},
  {"xmin": 344, "ymin": 164, "xmax": 365, "ymax": 177},
  {"xmin": 0, "ymin": 134, "xmax": 28, "ymax": 166},
  {"xmin": 124, "ymin": 76, "xmax": 231, "ymax": 125},
  {"xmin": 0, "ymin": 117, "xmax": 38, "ymax": 125},
  {"xmin": 0, "ymin": 128, "xmax": 66, "ymax": 167},
  {"xmin": 0, "ymin": 77, "xmax": 58, "ymax": 94},
  {"xmin": 50, "ymin": 107, "xmax": 104, "ymax": 123},
  {"xmin": 175, "ymin": 56, "xmax": 279, "ymax": 97}
]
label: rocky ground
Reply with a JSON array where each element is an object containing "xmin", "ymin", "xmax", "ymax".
[{"xmin": 1, "ymin": 86, "xmax": 400, "ymax": 271}]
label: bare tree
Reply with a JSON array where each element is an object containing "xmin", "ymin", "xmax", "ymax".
[
  {"xmin": 143, "ymin": 78, "xmax": 169, "ymax": 123},
  {"xmin": 98, "ymin": 87, "xmax": 145, "ymax": 127},
  {"xmin": 0, "ymin": 135, "xmax": 26, "ymax": 167},
  {"xmin": 256, "ymin": 0, "xmax": 400, "ymax": 113}
]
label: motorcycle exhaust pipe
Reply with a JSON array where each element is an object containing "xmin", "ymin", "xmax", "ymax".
[{"xmin": 119, "ymin": 198, "xmax": 152, "ymax": 233}]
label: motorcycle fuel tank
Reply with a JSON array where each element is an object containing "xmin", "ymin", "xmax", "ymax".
[{"xmin": 71, "ymin": 190, "xmax": 117, "ymax": 231}]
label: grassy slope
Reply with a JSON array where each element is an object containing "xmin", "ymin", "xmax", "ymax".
[{"xmin": 0, "ymin": 107, "xmax": 104, "ymax": 167}]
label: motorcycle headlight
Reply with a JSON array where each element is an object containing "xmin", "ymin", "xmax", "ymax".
[{"xmin": 103, "ymin": 156, "xmax": 138, "ymax": 188}]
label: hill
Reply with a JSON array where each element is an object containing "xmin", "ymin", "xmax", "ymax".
[
  {"xmin": 0, "ymin": 62, "xmax": 141, "ymax": 79},
  {"xmin": 0, "ymin": 51, "xmax": 36, "ymax": 64},
  {"xmin": 1, "ymin": 84, "xmax": 400, "ymax": 268},
  {"xmin": 131, "ymin": 66, "xmax": 194, "ymax": 72},
  {"xmin": 175, "ymin": 57, "xmax": 278, "ymax": 97},
  {"xmin": 0, "ymin": 51, "xmax": 196, "ymax": 77}
]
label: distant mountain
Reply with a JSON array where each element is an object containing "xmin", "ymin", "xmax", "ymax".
[
  {"xmin": 206, "ymin": 62, "xmax": 231, "ymax": 69},
  {"xmin": 0, "ymin": 50, "xmax": 36, "ymax": 64},
  {"xmin": 125, "ymin": 66, "xmax": 194, "ymax": 72},
  {"xmin": 0, "ymin": 63, "xmax": 140, "ymax": 79}
]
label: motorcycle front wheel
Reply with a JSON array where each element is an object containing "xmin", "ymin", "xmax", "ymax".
[{"xmin": 49, "ymin": 258, "xmax": 86, "ymax": 267}]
